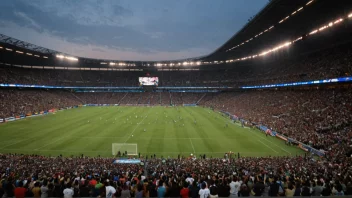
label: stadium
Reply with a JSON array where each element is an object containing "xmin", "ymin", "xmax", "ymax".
[{"xmin": 0, "ymin": 0, "xmax": 352, "ymax": 197}]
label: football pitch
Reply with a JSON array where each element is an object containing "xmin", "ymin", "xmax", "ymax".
[{"xmin": 0, "ymin": 106, "xmax": 304, "ymax": 158}]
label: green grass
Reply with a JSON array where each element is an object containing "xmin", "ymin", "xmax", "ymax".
[{"xmin": 0, "ymin": 106, "xmax": 304, "ymax": 158}]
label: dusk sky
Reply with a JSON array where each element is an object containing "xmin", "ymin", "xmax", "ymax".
[{"xmin": 0, "ymin": 0, "xmax": 268, "ymax": 61}]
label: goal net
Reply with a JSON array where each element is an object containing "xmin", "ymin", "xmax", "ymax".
[{"xmin": 112, "ymin": 143, "xmax": 138, "ymax": 156}]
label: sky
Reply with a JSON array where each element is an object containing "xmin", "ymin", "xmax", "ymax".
[{"xmin": 0, "ymin": 0, "xmax": 268, "ymax": 61}]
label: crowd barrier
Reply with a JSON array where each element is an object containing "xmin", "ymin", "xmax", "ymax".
[
  {"xmin": 220, "ymin": 111, "xmax": 325, "ymax": 156},
  {"xmin": 85, "ymin": 104, "xmax": 119, "ymax": 106},
  {"xmin": 183, "ymin": 104, "xmax": 197, "ymax": 106},
  {"xmin": 113, "ymin": 159, "xmax": 141, "ymax": 164}
]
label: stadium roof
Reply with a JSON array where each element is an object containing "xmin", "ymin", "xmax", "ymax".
[{"xmin": 0, "ymin": 0, "xmax": 351, "ymax": 69}]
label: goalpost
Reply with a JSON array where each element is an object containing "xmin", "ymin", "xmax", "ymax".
[{"xmin": 112, "ymin": 143, "xmax": 138, "ymax": 156}]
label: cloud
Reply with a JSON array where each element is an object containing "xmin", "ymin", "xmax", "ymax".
[
  {"xmin": 92, "ymin": 48, "xmax": 106, "ymax": 53},
  {"xmin": 0, "ymin": 19, "xmax": 209, "ymax": 61},
  {"xmin": 13, "ymin": 11, "xmax": 42, "ymax": 30},
  {"xmin": 0, "ymin": 0, "xmax": 269, "ymax": 60},
  {"xmin": 23, "ymin": 0, "xmax": 135, "ymax": 27}
]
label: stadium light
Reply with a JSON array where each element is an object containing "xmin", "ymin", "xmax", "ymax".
[
  {"xmin": 34, "ymin": 55, "xmax": 40, "ymax": 57},
  {"xmin": 56, "ymin": 55, "xmax": 64, "ymax": 58},
  {"xmin": 43, "ymin": 56, "xmax": 48, "ymax": 59},
  {"xmin": 5, "ymin": 48, "xmax": 13, "ymax": 51},
  {"xmin": 319, "ymin": 26, "xmax": 328, "ymax": 31},
  {"xmin": 349, "ymin": 13, "xmax": 352, "ymax": 18},
  {"xmin": 309, "ymin": 29, "xmax": 318, "ymax": 35},
  {"xmin": 0, "ymin": 46, "xmax": 2, "ymax": 49},
  {"xmin": 297, "ymin": 7, "xmax": 303, "ymax": 12},
  {"xmin": 292, "ymin": 11, "xmax": 297, "ymax": 15},
  {"xmin": 183, "ymin": 62, "xmax": 188, "ymax": 66},
  {"xmin": 15, "ymin": 51, "xmax": 23, "ymax": 54},
  {"xmin": 334, "ymin": 18, "xmax": 343, "ymax": 24},
  {"xmin": 65, "ymin": 56, "xmax": 78, "ymax": 61},
  {"xmin": 100, "ymin": 62, "xmax": 108, "ymax": 65},
  {"xmin": 109, "ymin": 62, "xmax": 116, "ymax": 66},
  {"xmin": 293, "ymin": 37, "xmax": 303, "ymax": 43},
  {"xmin": 306, "ymin": 0, "xmax": 313, "ymax": 5}
]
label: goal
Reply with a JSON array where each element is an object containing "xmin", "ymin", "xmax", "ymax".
[{"xmin": 112, "ymin": 143, "xmax": 138, "ymax": 156}]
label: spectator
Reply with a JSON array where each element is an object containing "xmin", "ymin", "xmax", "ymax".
[
  {"xmin": 63, "ymin": 183, "xmax": 74, "ymax": 198},
  {"xmin": 14, "ymin": 181, "xmax": 26, "ymax": 198},
  {"xmin": 32, "ymin": 182, "xmax": 41, "ymax": 198},
  {"xmin": 40, "ymin": 180, "xmax": 49, "ymax": 198},
  {"xmin": 180, "ymin": 182, "xmax": 190, "ymax": 198},
  {"xmin": 157, "ymin": 180, "xmax": 166, "ymax": 198},
  {"xmin": 199, "ymin": 182, "xmax": 210, "ymax": 198}
]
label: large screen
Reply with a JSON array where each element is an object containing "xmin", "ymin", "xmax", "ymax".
[{"xmin": 139, "ymin": 77, "xmax": 159, "ymax": 86}]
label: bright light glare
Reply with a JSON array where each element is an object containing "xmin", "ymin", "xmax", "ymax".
[
  {"xmin": 56, "ymin": 55, "xmax": 64, "ymax": 58},
  {"xmin": 306, "ymin": 0, "xmax": 313, "ymax": 5},
  {"xmin": 309, "ymin": 29, "xmax": 318, "ymax": 35},
  {"xmin": 349, "ymin": 13, "xmax": 352, "ymax": 18},
  {"xmin": 109, "ymin": 62, "xmax": 115, "ymax": 66},
  {"xmin": 319, "ymin": 26, "xmax": 327, "ymax": 31},
  {"xmin": 334, "ymin": 18, "xmax": 343, "ymax": 24},
  {"xmin": 15, "ymin": 51, "xmax": 23, "ymax": 54},
  {"xmin": 65, "ymin": 56, "xmax": 78, "ymax": 61}
]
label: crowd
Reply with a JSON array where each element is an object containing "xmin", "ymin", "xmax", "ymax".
[
  {"xmin": 0, "ymin": 89, "xmax": 81, "ymax": 119},
  {"xmin": 0, "ymin": 153, "xmax": 352, "ymax": 197},
  {"xmin": 1, "ymin": 43, "xmax": 352, "ymax": 88},
  {"xmin": 0, "ymin": 91, "xmax": 206, "ymax": 118},
  {"xmin": 200, "ymin": 88, "xmax": 352, "ymax": 160}
]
